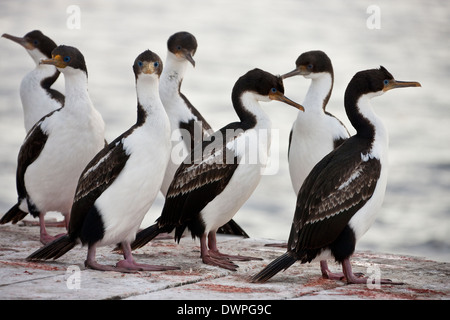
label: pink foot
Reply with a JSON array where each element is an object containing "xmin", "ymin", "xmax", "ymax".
[
  {"xmin": 209, "ymin": 249, "xmax": 262, "ymax": 262},
  {"xmin": 116, "ymin": 259, "xmax": 179, "ymax": 272},
  {"xmin": 40, "ymin": 232, "xmax": 66, "ymax": 245},
  {"xmin": 341, "ymin": 259, "xmax": 403, "ymax": 285},
  {"xmin": 264, "ymin": 242, "xmax": 287, "ymax": 248},
  {"xmin": 202, "ymin": 252, "xmax": 239, "ymax": 271},
  {"xmin": 85, "ymin": 259, "xmax": 138, "ymax": 273}
]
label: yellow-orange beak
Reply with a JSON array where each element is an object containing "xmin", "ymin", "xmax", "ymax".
[
  {"xmin": 40, "ymin": 54, "xmax": 67, "ymax": 68},
  {"xmin": 383, "ymin": 79, "xmax": 421, "ymax": 92}
]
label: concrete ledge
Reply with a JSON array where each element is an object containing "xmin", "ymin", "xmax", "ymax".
[{"xmin": 0, "ymin": 224, "xmax": 448, "ymax": 300}]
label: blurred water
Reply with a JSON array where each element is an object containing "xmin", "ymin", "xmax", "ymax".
[{"xmin": 0, "ymin": 0, "xmax": 449, "ymax": 262}]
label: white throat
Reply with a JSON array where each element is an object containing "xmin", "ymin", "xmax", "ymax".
[
  {"xmin": 160, "ymin": 52, "xmax": 189, "ymax": 93},
  {"xmin": 239, "ymin": 92, "xmax": 271, "ymax": 130},
  {"xmin": 302, "ymin": 72, "xmax": 332, "ymax": 114},
  {"xmin": 357, "ymin": 94, "xmax": 389, "ymax": 161},
  {"xmin": 60, "ymin": 67, "xmax": 91, "ymax": 115},
  {"xmin": 27, "ymin": 48, "xmax": 47, "ymax": 65},
  {"xmin": 136, "ymin": 74, "xmax": 161, "ymax": 112}
]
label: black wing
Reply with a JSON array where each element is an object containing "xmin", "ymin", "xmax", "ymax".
[
  {"xmin": 179, "ymin": 92, "xmax": 214, "ymax": 136},
  {"xmin": 288, "ymin": 137, "xmax": 381, "ymax": 255},
  {"xmin": 324, "ymin": 111, "xmax": 350, "ymax": 149},
  {"xmin": 68, "ymin": 135, "xmax": 130, "ymax": 237},
  {"xmin": 16, "ymin": 115, "xmax": 54, "ymax": 202},
  {"xmin": 159, "ymin": 125, "xmax": 240, "ymax": 238},
  {"xmin": 287, "ymin": 128, "xmax": 293, "ymax": 159}
]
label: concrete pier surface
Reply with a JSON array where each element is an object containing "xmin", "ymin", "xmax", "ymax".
[{"xmin": 0, "ymin": 223, "xmax": 448, "ymax": 300}]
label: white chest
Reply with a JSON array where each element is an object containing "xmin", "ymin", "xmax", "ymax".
[{"xmin": 289, "ymin": 111, "xmax": 348, "ymax": 194}]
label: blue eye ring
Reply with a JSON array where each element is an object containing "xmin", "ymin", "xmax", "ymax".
[
  {"xmin": 383, "ymin": 79, "xmax": 389, "ymax": 85},
  {"xmin": 137, "ymin": 61, "xmax": 143, "ymax": 67},
  {"xmin": 271, "ymin": 88, "xmax": 277, "ymax": 93},
  {"xmin": 153, "ymin": 61, "xmax": 159, "ymax": 68},
  {"xmin": 307, "ymin": 64, "xmax": 313, "ymax": 69},
  {"xmin": 63, "ymin": 56, "xmax": 71, "ymax": 63}
]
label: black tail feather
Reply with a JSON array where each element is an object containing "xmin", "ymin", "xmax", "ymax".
[
  {"xmin": 130, "ymin": 223, "xmax": 169, "ymax": 250},
  {"xmin": 26, "ymin": 235, "xmax": 76, "ymax": 261},
  {"xmin": 217, "ymin": 219, "xmax": 249, "ymax": 238},
  {"xmin": 251, "ymin": 252, "xmax": 297, "ymax": 283},
  {"xmin": 0, "ymin": 204, "xmax": 28, "ymax": 225}
]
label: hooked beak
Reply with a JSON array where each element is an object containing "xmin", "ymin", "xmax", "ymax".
[
  {"xmin": 383, "ymin": 79, "xmax": 422, "ymax": 92},
  {"xmin": 175, "ymin": 49, "xmax": 195, "ymax": 67},
  {"xmin": 2, "ymin": 33, "xmax": 34, "ymax": 50},
  {"xmin": 282, "ymin": 65, "xmax": 308, "ymax": 79},
  {"xmin": 269, "ymin": 90, "xmax": 305, "ymax": 111},
  {"xmin": 40, "ymin": 55, "xmax": 66, "ymax": 68},
  {"xmin": 184, "ymin": 51, "xmax": 196, "ymax": 67}
]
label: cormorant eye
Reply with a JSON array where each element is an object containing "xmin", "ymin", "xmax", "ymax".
[
  {"xmin": 383, "ymin": 79, "xmax": 389, "ymax": 85},
  {"xmin": 137, "ymin": 61, "xmax": 143, "ymax": 67},
  {"xmin": 271, "ymin": 88, "xmax": 277, "ymax": 93},
  {"xmin": 63, "ymin": 56, "xmax": 71, "ymax": 63},
  {"xmin": 177, "ymin": 45, "xmax": 182, "ymax": 50},
  {"xmin": 33, "ymin": 40, "xmax": 39, "ymax": 45},
  {"xmin": 307, "ymin": 64, "xmax": 313, "ymax": 70},
  {"xmin": 153, "ymin": 61, "xmax": 159, "ymax": 68}
]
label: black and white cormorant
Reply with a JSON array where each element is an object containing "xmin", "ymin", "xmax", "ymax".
[
  {"xmin": 159, "ymin": 31, "xmax": 248, "ymax": 237},
  {"xmin": 2, "ymin": 30, "xmax": 64, "ymax": 132},
  {"xmin": 159, "ymin": 31, "xmax": 213, "ymax": 195},
  {"xmin": 283, "ymin": 50, "xmax": 350, "ymax": 195},
  {"xmin": 252, "ymin": 66, "xmax": 420, "ymax": 284},
  {"xmin": 27, "ymin": 50, "xmax": 179, "ymax": 272},
  {"xmin": 129, "ymin": 68, "xmax": 304, "ymax": 270},
  {"xmin": 0, "ymin": 45, "xmax": 106, "ymax": 244},
  {"xmin": 265, "ymin": 51, "xmax": 351, "ymax": 274}
]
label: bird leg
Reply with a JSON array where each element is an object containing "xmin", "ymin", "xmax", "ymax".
[
  {"xmin": 320, "ymin": 260, "xmax": 346, "ymax": 280},
  {"xmin": 85, "ymin": 244, "xmax": 137, "ymax": 273},
  {"xmin": 200, "ymin": 233, "xmax": 238, "ymax": 271},
  {"xmin": 207, "ymin": 232, "xmax": 263, "ymax": 262},
  {"xmin": 115, "ymin": 242, "xmax": 179, "ymax": 271},
  {"xmin": 39, "ymin": 214, "xmax": 66, "ymax": 245},
  {"xmin": 85, "ymin": 243, "xmax": 179, "ymax": 273}
]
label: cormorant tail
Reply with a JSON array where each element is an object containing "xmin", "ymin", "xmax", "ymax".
[
  {"xmin": 251, "ymin": 252, "xmax": 297, "ymax": 283},
  {"xmin": 26, "ymin": 235, "xmax": 76, "ymax": 261},
  {"xmin": 0, "ymin": 203, "xmax": 28, "ymax": 225}
]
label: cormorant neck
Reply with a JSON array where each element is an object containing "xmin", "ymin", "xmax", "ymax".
[
  {"xmin": 345, "ymin": 90, "xmax": 380, "ymax": 140},
  {"xmin": 62, "ymin": 69, "xmax": 89, "ymax": 106},
  {"xmin": 232, "ymin": 91, "xmax": 270, "ymax": 129},
  {"xmin": 136, "ymin": 75, "xmax": 162, "ymax": 125},
  {"xmin": 304, "ymin": 72, "xmax": 333, "ymax": 112},
  {"xmin": 160, "ymin": 52, "xmax": 189, "ymax": 93},
  {"xmin": 27, "ymin": 48, "xmax": 48, "ymax": 66},
  {"xmin": 40, "ymin": 67, "xmax": 61, "ymax": 90}
]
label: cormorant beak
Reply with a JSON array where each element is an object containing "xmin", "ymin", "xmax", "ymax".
[
  {"xmin": 383, "ymin": 79, "xmax": 421, "ymax": 92},
  {"xmin": 184, "ymin": 51, "xmax": 196, "ymax": 68},
  {"xmin": 40, "ymin": 55, "xmax": 66, "ymax": 68},
  {"xmin": 2, "ymin": 33, "xmax": 34, "ymax": 50},
  {"xmin": 269, "ymin": 90, "xmax": 305, "ymax": 111},
  {"xmin": 282, "ymin": 65, "xmax": 309, "ymax": 79}
]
